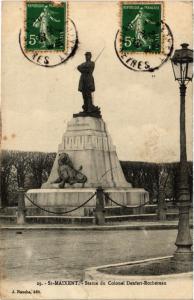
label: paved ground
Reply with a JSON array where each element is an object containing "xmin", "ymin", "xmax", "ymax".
[{"xmin": 0, "ymin": 228, "xmax": 179, "ymax": 282}]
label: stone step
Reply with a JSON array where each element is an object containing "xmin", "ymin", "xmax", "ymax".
[
  {"xmin": 0, "ymin": 212, "xmax": 179, "ymax": 224},
  {"xmin": 104, "ymin": 204, "xmax": 179, "ymax": 215},
  {"xmin": 1, "ymin": 204, "xmax": 180, "ymax": 217}
]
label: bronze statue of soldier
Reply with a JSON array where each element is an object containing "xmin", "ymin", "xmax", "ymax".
[
  {"xmin": 78, "ymin": 52, "xmax": 95, "ymax": 112},
  {"xmin": 74, "ymin": 52, "xmax": 101, "ymax": 118}
]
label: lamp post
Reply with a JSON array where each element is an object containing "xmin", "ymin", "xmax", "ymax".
[{"xmin": 171, "ymin": 43, "xmax": 193, "ymax": 262}]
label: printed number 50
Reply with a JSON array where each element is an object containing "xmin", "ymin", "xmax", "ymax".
[
  {"xmin": 124, "ymin": 36, "xmax": 132, "ymax": 47},
  {"xmin": 29, "ymin": 34, "xmax": 37, "ymax": 45}
]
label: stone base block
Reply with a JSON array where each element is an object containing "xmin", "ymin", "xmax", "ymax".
[
  {"xmin": 25, "ymin": 188, "xmax": 149, "ymax": 217},
  {"xmin": 43, "ymin": 117, "xmax": 132, "ymax": 189}
]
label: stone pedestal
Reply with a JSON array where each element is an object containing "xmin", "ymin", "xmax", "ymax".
[
  {"xmin": 42, "ymin": 117, "xmax": 131, "ymax": 189},
  {"xmin": 25, "ymin": 116, "xmax": 149, "ymax": 217}
]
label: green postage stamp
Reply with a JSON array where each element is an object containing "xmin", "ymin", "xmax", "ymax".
[
  {"xmin": 21, "ymin": 1, "xmax": 77, "ymax": 67},
  {"xmin": 121, "ymin": 2, "xmax": 163, "ymax": 53},
  {"xmin": 25, "ymin": 1, "xmax": 67, "ymax": 51}
]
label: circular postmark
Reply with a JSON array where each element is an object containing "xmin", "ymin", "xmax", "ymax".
[
  {"xmin": 19, "ymin": 18, "xmax": 78, "ymax": 68},
  {"xmin": 114, "ymin": 21, "xmax": 174, "ymax": 72}
]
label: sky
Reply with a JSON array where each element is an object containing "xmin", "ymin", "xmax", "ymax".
[{"xmin": 1, "ymin": 0, "xmax": 193, "ymax": 162}]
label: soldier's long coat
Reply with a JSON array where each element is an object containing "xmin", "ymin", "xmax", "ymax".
[{"xmin": 77, "ymin": 61, "xmax": 95, "ymax": 92}]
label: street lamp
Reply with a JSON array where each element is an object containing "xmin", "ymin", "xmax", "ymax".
[{"xmin": 171, "ymin": 43, "xmax": 193, "ymax": 262}]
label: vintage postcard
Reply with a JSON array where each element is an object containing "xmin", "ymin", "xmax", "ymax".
[{"xmin": 0, "ymin": 0, "xmax": 193, "ymax": 300}]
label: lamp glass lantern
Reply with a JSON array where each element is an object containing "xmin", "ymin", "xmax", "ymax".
[{"xmin": 171, "ymin": 43, "xmax": 193, "ymax": 85}]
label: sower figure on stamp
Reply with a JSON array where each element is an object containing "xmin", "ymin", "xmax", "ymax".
[
  {"xmin": 33, "ymin": 6, "xmax": 60, "ymax": 48},
  {"xmin": 77, "ymin": 52, "xmax": 101, "ymax": 118},
  {"xmin": 128, "ymin": 8, "xmax": 155, "ymax": 49}
]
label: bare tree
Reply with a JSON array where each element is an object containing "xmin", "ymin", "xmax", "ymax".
[
  {"xmin": 28, "ymin": 152, "xmax": 56, "ymax": 188},
  {"xmin": 1, "ymin": 150, "xmax": 15, "ymax": 206},
  {"xmin": 12, "ymin": 151, "xmax": 30, "ymax": 188}
]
